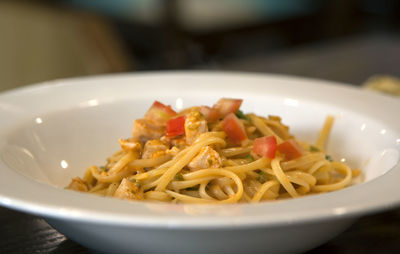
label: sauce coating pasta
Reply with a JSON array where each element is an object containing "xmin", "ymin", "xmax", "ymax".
[{"xmin": 67, "ymin": 98, "xmax": 360, "ymax": 204}]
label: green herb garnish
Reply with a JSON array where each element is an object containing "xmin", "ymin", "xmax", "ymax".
[
  {"xmin": 257, "ymin": 171, "xmax": 267, "ymax": 183},
  {"xmin": 235, "ymin": 110, "xmax": 247, "ymax": 119},
  {"xmin": 174, "ymin": 173, "xmax": 184, "ymax": 181},
  {"xmin": 310, "ymin": 146, "xmax": 320, "ymax": 152},
  {"xmin": 325, "ymin": 155, "xmax": 332, "ymax": 162},
  {"xmin": 245, "ymin": 155, "xmax": 254, "ymax": 162}
]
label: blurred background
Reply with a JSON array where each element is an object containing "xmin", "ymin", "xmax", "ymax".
[
  {"xmin": 1, "ymin": 1, "xmax": 400, "ymax": 253},
  {"xmin": 0, "ymin": 0, "xmax": 399, "ymax": 92}
]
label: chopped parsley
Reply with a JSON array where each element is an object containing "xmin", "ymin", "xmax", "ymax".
[
  {"xmin": 310, "ymin": 146, "xmax": 320, "ymax": 152},
  {"xmin": 325, "ymin": 155, "xmax": 333, "ymax": 162},
  {"xmin": 245, "ymin": 155, "xmax": 254, "ymax": 162},
  {"xmin": 174, "ymin": 173, "xmax": 184, "ymax": 181},
  {"xmin": 236, "ymin": 110, "xmax": 251, "ymax": 122},
  {"xmin": 257, "ymin": 171, "xmax": 267, "ymax": 183},
  {"xmin": 235, "ymin": 110, "xmax": 246, "ymax": 119}
]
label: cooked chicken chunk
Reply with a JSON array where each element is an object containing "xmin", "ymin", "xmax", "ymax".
[
  {"xmin": 184, "ymin": 111, "xmax": 208, "ymax": 144},
  {"xmin": 67, "ymin": 177, "xmax": 88, "ymax": 192},
  {"xmin": 188, "ymin": 146, "xmax": 222, "ymax": 171},
  {"xmin": 118, "ymin": 138, "xmax": 141, "ymax": 153},
  {"xmin": 161, "ymin": 135, "xmax": 187, "ymax": 149},
  {"xmin": 166, "ymin": 146, "xmax": 180, "ymax": 156},
  {"xmin": 113, "ymin": 178, "xmax": 143, "ymax": 200},
  {"xmin": 142, "ymin": 139, "xmax": 169, "ymax": 159},
  {"xmin": 132, "ymin": 118, "xmax": 165, "ymax": 143}
]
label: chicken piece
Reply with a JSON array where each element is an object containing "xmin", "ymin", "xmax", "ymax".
[
  {"xmin": 188, "ymin": 146, "xmax": 222, "ymax": 171},
  {"xmin": 184, "ymin": 111, "xmax": 208, "ymax": 144},
  {"xmin": 132, "ymin": 118, "xmax": 165, "ymax": 143},
  {"xmin": 118, "ymin": 138, "xmax": 142, "ymax": 153},
  {"xmin": 166, "ymin": 146, "xmax": 181, "ymax": 157},
  {"xmin": 177, "ymin": 106, "xmax": 200, "ymax": 116},
  {"xmin": 113, "ymin": 178, "xmax": 143, "ymax": 200},
  {"xmin": 67, "ymin": 177, "xmax": 88, "ymax": 192},
  {"xmin": 142, "ymin": 139, "xmax": 169, "ymax": 159},
  {"xmin": 161, "ymin": 135, "xmax": 187, "ymax": 149}
]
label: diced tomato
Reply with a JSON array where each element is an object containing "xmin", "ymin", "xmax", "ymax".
[
  {"xmin": 253, "ymin": 136, "xmax": 277, "ymax": 158},
  {"xmin": 213, "ymin": 98, "xmax": 242, "ymax": 119},
  {"xmin": 208, "ymin": 107, "xmax": 221, "ymax": 122},
  {"xmin": 198, "ymin": 105, "xmax": 220, "ymax": 122},
  {"xmin": 222, "ymin": 113, "xmax": 247, "ymax": 144},
  {"xmin": 166, "ymin": 116, "xmax": 185, "ymax": 137},
  {"xmin": 144, "ymin": 101, "xmax": 177, "ymax": 123},
  {"xmin": 277, "ymin": 139, "xmax": 304, "ymax": 160}
]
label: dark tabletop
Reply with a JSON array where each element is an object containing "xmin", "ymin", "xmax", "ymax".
[
  {"xmin": 1, "ymin": 33, "xmax": 399, "ymax": 253},
  {"xmin": 2, "ymin": 206, "xmax": 400, "ymax": 254}
]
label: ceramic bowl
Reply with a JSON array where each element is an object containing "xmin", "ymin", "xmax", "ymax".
[{"xmin": 0, "ymin": 72, "xmax": 399, "ymax": 254}]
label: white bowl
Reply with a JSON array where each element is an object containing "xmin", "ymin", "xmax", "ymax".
[{"xmin": 0, "ymin": 72, "xmax": 399, "ymax": 254}]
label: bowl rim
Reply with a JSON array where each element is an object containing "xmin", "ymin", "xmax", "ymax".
[{"xmin": 0, "ymin": 71, "xmax": 399, "ymax": 229}]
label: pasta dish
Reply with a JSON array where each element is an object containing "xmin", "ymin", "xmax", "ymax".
[{"xmin": 67, "ymin": 98, "xmax": 360, "ymax": 204}]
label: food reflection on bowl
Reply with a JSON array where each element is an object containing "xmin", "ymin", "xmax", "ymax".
[{"xmin": 0, "ymin": 72, "xmax": 399, "ymax": 254}]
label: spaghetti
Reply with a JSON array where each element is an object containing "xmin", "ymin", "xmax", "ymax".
[{"xmin": 67, "ymin": 98, "xmax": 359, "ymax": 204}]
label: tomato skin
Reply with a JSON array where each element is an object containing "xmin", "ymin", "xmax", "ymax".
[
  {"xmin": 208, "ymin": 107, "xmax": 221, "ymax": 122},
  {"xmin": 222, "ymin": 113, "xmax": 247, "ymax": 144},
  {"xmin": 277, "ymin": 139, "xmax": 303, "ymax": 160},
  {"xmin": 166, "ymin": 116, "xmax": 185, "ymax": 137},
  {"xmin": 253, "ymin": 136, "xmax": 277, "ymax": 158},
  {"xmin": 153, "ymin": 101, "xmax": 177, "ymax": 116},
  {"xmin": 198, "ymin": 105, "xmax": 220, "ymax": 123},
  {"xmin": 213, "ymin": 98, "xmax": 242, "ymax": 119},
  {"xmin": 145, "ymin": 101, "xmax": 177, "ymax": 123}
]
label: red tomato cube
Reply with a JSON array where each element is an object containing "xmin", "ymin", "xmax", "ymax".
[
  {"xmin": 213, "ymin": 98, "xmax": 242, "ymax": 119},
  {"xmin": 253, "ymin": 136, "xmax": 277, "ymax": 158},
  {"xmin": 222, "ymin": 113, "xmax": 247, "ymax": 144},
  {"xmin": 144, "ymin": 101, "xmax": 177, "ymax": 123},
  {"xmin": 166, "ymin": 116, "xmax": 185, "ymax": 137},
  {"xmin": 277, "ymin": 139, "xmax": 303, "ymax": 160}
]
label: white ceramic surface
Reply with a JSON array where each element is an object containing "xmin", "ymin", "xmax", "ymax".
[{"xmin": 0, "ymin": 72, "xmax": 399, "ymax": 254}]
